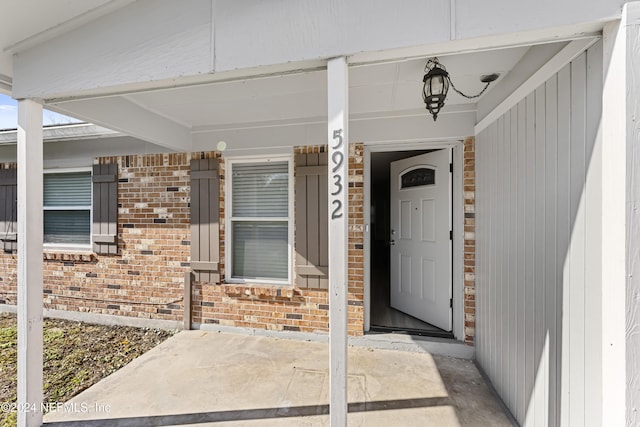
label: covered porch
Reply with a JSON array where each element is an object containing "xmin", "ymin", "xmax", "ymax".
[
  {"xmin": 1, "ymin": 1, "xmax": 638, "ymax": 426},
  {"xmin": 43, "ymin": 330, "xmax": 512, "ymax": 427}
]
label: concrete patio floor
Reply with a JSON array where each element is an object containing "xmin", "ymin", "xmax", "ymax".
[{"xmin": 43, "ymin": 330, "xmax": 514, "ymax": 426}]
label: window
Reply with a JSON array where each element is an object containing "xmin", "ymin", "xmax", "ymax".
[
  {"xmin": 227, "ymin": 158, "xmax": 292, "ymax": 283},
  {"xmin": 43, "ymin": 170, "xmax": 92, "ymax": 247},
  {"xmin": 401, "ymin": 167, "xmax": 435, "ymax": 189}
]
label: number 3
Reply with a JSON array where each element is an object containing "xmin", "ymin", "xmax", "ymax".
[{"xmin": 331, "ymin": 174, "xmax": 342, "ymax": 196}]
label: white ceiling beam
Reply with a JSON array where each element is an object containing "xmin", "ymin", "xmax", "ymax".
[
  {"xmin": 12, "ymin": 0, "xmax": 620, "ymax": 102},
  {"xmin": 349, "ymin": 25, "xmax": 601, "ymax": 67},
  {"xmin": 455, "ymin": 0, "xmax": 618, "ymax": 41},
  {"xmin": 40, "ymin": 60, "xmax": 328, "ymax": 104},
  {"xmin": 190, "ymin": 105, "xmax": 475, "ymax": 134},
  {"xmin": 3, "ymin": 0, "xmax": 136, "ymax": 55},
  {"xmin": 192, "ymin": 110, "xmax": 474, "ymax": 152},
  {"xmin": 476, "ymin": 42, "xmax": 568, "ymax": 120},
  {"xmin": 0, "ymin": 73, "xmax": 11, "ymax": 93},
  {"xmin": 0, "ymin": 123, "xmax": 120, "ymax": 144},
  {"xmin": 12, "ymin": 0, "xmax": 213, "ymax": 101},
  {"xmin": 475, "ymin": 37, "xmax": 599, "ymax": 133},
  {"xmin": 352, "ymin": 111, "xmax": 475, "ymax": 144},
  {"xmin": 50, "ymin": 97, "xmax": 192, "ymax": 152},
  {"xmin": 214, "ymin": 0, "xmax": 618, "ymax": 72}
]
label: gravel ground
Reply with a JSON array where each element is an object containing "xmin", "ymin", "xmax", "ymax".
[{"xmin": 0, "ymin": 313, "xmax": 176, "ymax": 427}]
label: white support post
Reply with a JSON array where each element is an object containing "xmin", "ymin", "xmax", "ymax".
[
  {"xmin": 327, "ymin": 56, "xmax": 349, "ymax": 427},
  {"xmin": 16, "ymin": 99, "xmax": 43, "ymax": 427},
  {"xmin": 621, "ymin": 4, "xmax": 640, "ymax": 423},
  {"xmin": 601, "ymin": 3, "xmax": 640, "ymax": 424}
]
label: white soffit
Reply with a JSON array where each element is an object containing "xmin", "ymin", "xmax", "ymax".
[
  {"xmin": 112, "ymin": 44, "xmax": 529, "ymax": 132},
  {"xmin": 44, "ymin": 42, "xmax": 531, "ymax": 149},
  {"xmin": 475, "ymin": 37, "xmax": 599, "ymax": 133}
]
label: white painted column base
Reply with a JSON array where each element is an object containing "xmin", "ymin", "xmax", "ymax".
[{"xmin": 16, "ymin": 99, "xmax": 43, "ymax": 427}]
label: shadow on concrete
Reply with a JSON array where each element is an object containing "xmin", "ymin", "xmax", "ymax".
[{"xmin": 44, "ymin": 397, "xmax": 451, "ymax": 426}]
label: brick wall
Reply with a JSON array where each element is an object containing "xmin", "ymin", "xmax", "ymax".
[
  {"xmin": 0, "ymin": 141, "xmax": 471, "ymax": 343},
  {"xmin": 0, "ymin": 154, "xmax": 192, "ymax": 322},
  {"xmin": 347, "ymin": 143, "xmax": 365, "ymax": 335},
  {"xmin": 0, "ymin": 163, "xmax": 17, "ymax": 306},
  {"xmin": 192, "ymin": 143, "xmax": 365, "ymax": 336},
  {"xmin": 463, "ymin": 137, "xmax": 476, "ymax": 345},
  {"xmin": 0, "ymin": 146, "xmax": 367, "ymax": 335}
]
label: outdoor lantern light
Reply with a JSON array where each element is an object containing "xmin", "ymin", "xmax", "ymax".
[
  {"xmin": 422, "ymin": 58, "xmax": 450, "ymax": 121},
  {"xmin": 422, "ymin": 57, "xmax": 499, "ymax": 121}
]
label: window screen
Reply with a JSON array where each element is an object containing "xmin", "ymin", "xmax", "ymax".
[
  {"xmin": 232, "ymin": 163, "xmax": 289, "ymax": 217},
  {"xmin": 232, "ymin": 221, "xmax": 288, "ymax": 280},
  {"xmin": 44, "ymin": 171, "xmax": 92, "ymax": 245},
  {"xmin": 230, "ymin": 161, "xmax": 289, "ymax": 282}
]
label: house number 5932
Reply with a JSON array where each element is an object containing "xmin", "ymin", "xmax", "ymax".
[{"xmin": 330, "ymin": 129, "xmax": 344, "ymax": 219}]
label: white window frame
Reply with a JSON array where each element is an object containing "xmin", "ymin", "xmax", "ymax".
[
  {"xmin": 225, "ymin": 155, "xmax": 294, "ymax": 285},
  {"xmin": 43, "ymin": 166, "xmax": 93, "ymax": 252}
]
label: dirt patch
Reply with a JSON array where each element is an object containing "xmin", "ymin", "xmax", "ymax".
[{"xmin": 0, "ymin": 313, "xmax": 176, "ymax": 427}]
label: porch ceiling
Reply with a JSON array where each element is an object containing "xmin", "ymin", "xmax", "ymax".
[
  {"xmin": 119, "ymin": 46, "xmax": 529, "ymax": 129},
  {"xmin": 0, "ymin": 0, "xmax": 611, "ymax": 152},
  {"xmin": 44, "ymin": 45, "xmax": 529, "ymax": 151},
  {"xmin": 0, "ymin": 1, "xmax": 562, "ymax": 152}
]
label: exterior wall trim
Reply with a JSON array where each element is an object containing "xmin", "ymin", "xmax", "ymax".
[
  {"xmin": 0, "ymin": 304, "xmax": 182, "ymax": 330},
  {"xmin": 476, "ymin": 37, "xmax": 599, "ymax": 133},
  {"xmin": 195, "ymin": 321, "xmax": 475, "ymax": 359},
  {"xmin": 223, "ymin": 154, "xmax": 295, "ymax": 286},
  {"xmin": 363, "ymin": 138, "xmax": 473, "ymax": 344}
]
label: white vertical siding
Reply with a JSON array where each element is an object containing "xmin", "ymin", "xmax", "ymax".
[
  {"xmin": 583, "ymin": 41, "xmax": 603, "ymax": 427},
  {"xmin": 556, "ymin": 62, "xmax": 572, "ymax": 427},
  {"xmin": 476, "ymin": 41, "xmax": 603, "ymax": 427},
  {"xmin": 544, "ymin": 74, "xmax": 559, "ymax": 426}
]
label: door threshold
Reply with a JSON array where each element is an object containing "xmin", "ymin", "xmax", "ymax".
[
  {"xmin": 369, "ymin": 325, "xmax": 454, "ymax": 339},
  {"xmin": 354, "ymin": 329, "xmax": 473, "ymax": 359}
]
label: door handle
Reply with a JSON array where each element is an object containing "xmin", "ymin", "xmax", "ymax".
[{"xmin": 390, "ymin": 240, "xmax": 395, "ymax": 246}]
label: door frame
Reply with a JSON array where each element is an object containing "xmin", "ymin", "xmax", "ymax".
[{"xmin": 363, "ymin": 140, "xmax": 465, "ymax": 341}]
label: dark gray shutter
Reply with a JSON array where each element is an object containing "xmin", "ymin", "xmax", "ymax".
[
  {"xmin": 295, "ymin": 152, "xmax": 329, "ymax": 289},
  {"xmin": 92, "ymin": 163, "xmax": 118, "ymax": 254},
  {"xmin": 0, "ymin": 168, "xmax": 17, "ymax": 252},
  {"xmin": 190, "ymin": 158, "xmax": 220, "ymax": 283}
]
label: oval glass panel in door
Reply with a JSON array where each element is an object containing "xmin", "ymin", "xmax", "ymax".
[{"xmin": 400, "ymin": 167, "xmax": 435, "ymax": 189}]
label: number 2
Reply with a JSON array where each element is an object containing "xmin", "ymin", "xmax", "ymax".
[{"xmin": 331, "ymin": 200, "xmax": 343, "ymax": 219}]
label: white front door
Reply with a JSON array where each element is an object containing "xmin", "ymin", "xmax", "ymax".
[{"xmin": 389, "ymin": 149, "xmax": 452, "ymax": 331}]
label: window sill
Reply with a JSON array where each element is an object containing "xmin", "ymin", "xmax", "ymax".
[
  {"xmin": 221, "ymin": 283, "xmax": 302, "ymax": 300},
  {"xmin": 43, "ymin": 250, "xmax": 97, "ymax": 263}
]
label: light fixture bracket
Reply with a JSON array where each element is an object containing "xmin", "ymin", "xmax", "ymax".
[{"xmin": 422, "ymin": 57, "xmax": 500, "ymax": 121}]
